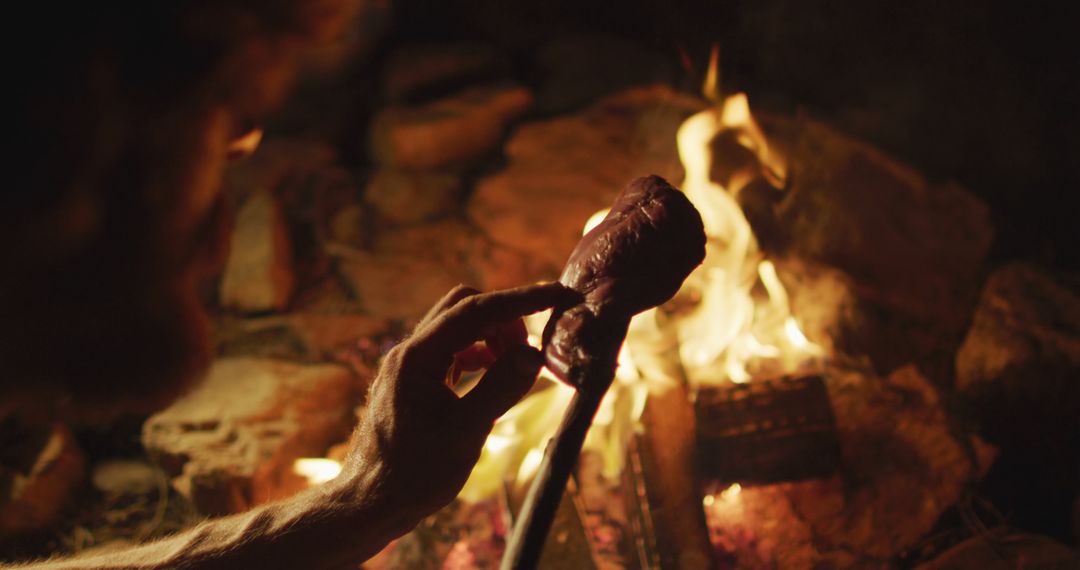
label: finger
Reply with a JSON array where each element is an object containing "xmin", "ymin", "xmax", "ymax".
[
  {"xmin": 462, "ymin": 344, "xmax": 543, "ymax": 421},
  {"xmin": 412, "ymin": 282, "xmax": 580, "ymax": 359},
  {"xmin": 417, "ymin": 284, "xmax": 481, "ymax": 330},
  {"xmin": 484, "ymin": 318, "xmax": 529, "ymax": 355}
]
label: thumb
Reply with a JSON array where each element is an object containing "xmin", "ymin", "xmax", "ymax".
[{"xmin": 462, "ymin": 344, "xmax": 543, "ymax": 421}]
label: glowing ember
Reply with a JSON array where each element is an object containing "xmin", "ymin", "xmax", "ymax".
[{"xmin": 293, "ymin": 458, "xmax": 342, "ymax": 486}]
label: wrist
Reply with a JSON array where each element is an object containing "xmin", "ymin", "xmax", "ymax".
[{"xmin": 320, "ymin": 451, "xmax": 425, "ymax": 543}]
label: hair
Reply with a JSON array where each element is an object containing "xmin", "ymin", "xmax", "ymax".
[{"xmin": 1, "ymin": 1, "xmax": 358, "ymax": 421}]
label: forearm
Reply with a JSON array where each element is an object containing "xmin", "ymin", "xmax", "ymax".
[{"xmin": 7, "ymin": 465, "xmax": 417, "ymax": 570}]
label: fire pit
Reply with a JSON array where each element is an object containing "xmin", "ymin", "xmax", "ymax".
[{"xmin": 3, "ymin": 2, "xmax": 1078, "ymax": 568}]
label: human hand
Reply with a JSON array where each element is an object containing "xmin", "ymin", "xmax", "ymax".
[{"xmin": 341, "ymin": 282, "xmax": 579, "ymax": 527}]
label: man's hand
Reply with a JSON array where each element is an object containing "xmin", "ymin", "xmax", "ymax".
[
  {"xmin": 342, "ymin": 282, "xmax": 579, "ymax": 528},
  {"xmin": 4, "ymin": 283, "xmax": 578, "ymax": 570}
]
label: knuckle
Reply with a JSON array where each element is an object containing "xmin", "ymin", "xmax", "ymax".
[
  {"xmin": 454, "ymin": 293, "xmax": 485, "ymax": 314},
  {"xmin": 382, "ymin": 342, "xmax": 409, "ymax": 368},
  {"xmin": 449, "ymin": 283, "xmax": 476, "ymax": 297}
]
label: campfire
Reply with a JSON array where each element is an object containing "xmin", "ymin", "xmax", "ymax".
[{"xmin": 3, "ymin": 5, "xmax": 1078, "ymax": 570}]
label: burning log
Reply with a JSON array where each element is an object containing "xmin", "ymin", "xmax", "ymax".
[
  {"xmin": 502, "ymin": 175, "xmax": 706, "ymax": 569},
  {"xmin": 695, "ymin": 374, "xmax": 841, "ymax": 484},
  {"xmin": 625, "ymin": 310, "xmax": 716, "ymax": 569}
]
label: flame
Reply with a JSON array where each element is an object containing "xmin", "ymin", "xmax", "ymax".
[
  {"xmin": 674, "ymin": 87, "xmax": 818, "ymax": 385},
  {"xmin": 293, "ymin": 458, "xmax": 342, "ymax": 486},
  {"xmin": 582, "ymin": 208, "xmax": 611, "ymax": 235}
]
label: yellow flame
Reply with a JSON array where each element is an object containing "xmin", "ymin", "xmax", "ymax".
[
  {"xmin": 673, "ymin": 92, "xmax": 816, "ymax": 386},
  {"xmin": 293, "ymin": 458, "xmax": 342, "ymax": 486},
  {"xmin": 583, "ymin": 208, "xmax": 610, "ymax": 235}
]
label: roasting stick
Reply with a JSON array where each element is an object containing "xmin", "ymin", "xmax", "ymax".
[
  {"xmin": 500, "ymin": 354, "xmax": 618, "ymax": 570},
  {"xmin": 501, "ymin": 175, "xmax": 706, "ymax": 569}
]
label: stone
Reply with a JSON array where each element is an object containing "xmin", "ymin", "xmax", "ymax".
[
  {"xmin": 365, "ymin": 169, "xmax": 462, "ymax": 225},
  {"xmin": 735, "ymin": 115, "xmax": 996, "ymax": 377},
  {"xmin": 213, "ymin": 312, "xmax": 390, "ymax": 364},
  {"xmin": 223, "ymin": 137, "xmax": 361, "ymax": 284},
  {"xmin": 956, "ymin": 262, "xmax": 1080, "ymax": 414},
  {"xmin": 336, "ymin": 220, "xmax": 482, "ymax": 322},
  {"xmin": 702, "ymin": 365, "xmax": 985, "ymax": 566},
  {"xmin": 534, "ymin": 34, "xmax": 678, "ymax": 114},
  {"xmin": 771, "ymin": 117, "xmax": 993, "ymax": 326},
  {"xmin": 469, "ymin": 241, "xmax": 556, "ymax": 293},
  {"xmin": 955, "ymin": 263, "xmax": 1080, "ymax": 541},
  {"xmin": 370, "ymin": 83, "xmax": 532, "ymax": 170},
  {"xmin": 915, "ymin": 532, "xmax": 1078, "ymax": 569},
  {"xmin": 91, "ymin": 459, "xmax": 160, "ymax": 496},
  {"xmin": 327, "ymin": 203, "xmax": 367, "ymax": 248},
  {"xmin": 299, "ymin": 0, "xmax": 392, "ymax": 81},
  {"xmin": 0, "ymin": 423, "xmax": 85, "ymax": 537},
  {"xmin": 382, "ymin": 42, "xmax": 508, "ymax": 102},
  {"xmin": 774, "ymin": 257, "xmax": 860, "ymax": 360},
  {"xmin": 142, "ymin": 357, "xmax": 359, "ymax": 515},
  {"xmin": 223, "ymin": 139, "xmax": 337, "ymax": 200},
  {"xmin": 219, "ymin": 189, "xmax": 296, "ymax": 313},
  {"xmin": 468, "ymin": 85, "xmax": 704, "ymax": 273}
]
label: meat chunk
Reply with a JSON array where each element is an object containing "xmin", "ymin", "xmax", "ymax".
[{"xmin": 542, "ymin": 175, "xmax": 706, "ymax": 388}]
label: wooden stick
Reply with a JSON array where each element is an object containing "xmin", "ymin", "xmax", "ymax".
[{"xmin": 500, "ymin": 373, "xmax": 613, "ymax": 570}]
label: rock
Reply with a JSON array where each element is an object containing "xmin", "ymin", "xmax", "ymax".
[
  {"xmin": 142, "ymin": 358, "xmax": 359, "ymax": 515},
  {"xmin": 219, "ymin": 190, "xmax": 296, "ymax": 313},
  {"xmin": 742, "ymin": 116, "xmax": 995, "ymax": 376},
  {"xmin": 468, "ymin": 85, "xmax": 704, "ymax": 272},
  {"xmin": 773, "ymin": 117, "xmax": 993, "ymax": 326},
  {"xmin": 955, "ymin": 263, "xmax": 1080, "ymax": 541},
  {"xmin": 365, "ymin": 169, "xmax": 462, "ymax": 225},
  {"xmin": 956, "ymin": 262, "xmax": 1080, "ymax": 416},
  {"xmin": 91, "ymin": 459, "xmax": 160, "ymax": 496},
  {"xmin": 534, "ymin": 34, "xmax": 677, "ymax": 114},
  {"xmin": 382, "ymin": 42, "xmax": 509, "ymax": 102},
  {"xmin": 224, "ymin": 137, "xmax": 361, "ymax": 284},
  {"xmin": 336, "ymin": 220, "xmax": 482, "ymax": 321},
  {"xmin": 370, "ymin": 83, "xmax": 532, "ymax": 170},
  {"xmin": 0, "ymin": 423, "xmax": 85, "ymax": 536},
  {"xmin": 213, "ymin": 312, "xmax": 390, "ymax": 364},
  {"xmin": 327, "ymin": 203, "xmax": 367, "ymax": 248},
  {"xmin": 223, "ymin": 139, "xmax": 337, "ymax": 199},
  {"xmin": 469, "ymin": 241, "xmax": 556, "ymax": 292},
  {"xmin": 702, "ymin": 365, "xmax": 984, "ymax": 566},
  {"xmin": 915, "ymin": 532, "xmax": 1078, "ymax": 569}
]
